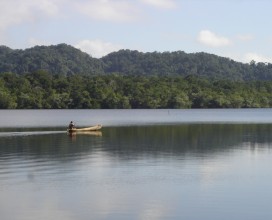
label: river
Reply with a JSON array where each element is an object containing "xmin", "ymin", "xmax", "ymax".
[{"xmin": 0, "ymin": 109, "xmax": 272, "ymax": 220}]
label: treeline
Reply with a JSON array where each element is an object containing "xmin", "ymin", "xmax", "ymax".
[
  {"xmin": 1, "ymin": 44, "xmax": 272, "ymax": 81},
  {"xmin": 1, "ymin": 71, "xmax": 272, "ymax": 109}
]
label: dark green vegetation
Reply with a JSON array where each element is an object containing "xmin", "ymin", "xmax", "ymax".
[
  {"xmin": 0, "ymin": 44, "xmax": 104, "ymax": 75},
  {"xmin": 1, "ymin": 71, "xmax": 272, "ymax": 109},
  {"xmin": 1, "ymin": 44, "xmax": 272, "ymax": 109},
  {"xmin": 1, "ymin": 43, "xmax": 272, "ymax": 80}
]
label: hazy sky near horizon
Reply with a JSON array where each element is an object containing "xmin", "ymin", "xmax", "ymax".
[{"xmin": 0, "ymin": 0, "xmax": 271, "ymax": 63}]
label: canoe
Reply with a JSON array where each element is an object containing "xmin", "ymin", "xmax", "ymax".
[{"xmin": 67, "ymin": 124, "xmax": 102, "ymax": 133}]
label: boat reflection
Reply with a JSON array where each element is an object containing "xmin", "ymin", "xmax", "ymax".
[{"xmin": 67, "ymin": 130, "xmax": 102, "ymax": 138}]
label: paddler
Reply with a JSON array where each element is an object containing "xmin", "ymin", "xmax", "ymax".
[{"xmin": 68, "ymin": 121, "xmax": 75, "ymax": 129}]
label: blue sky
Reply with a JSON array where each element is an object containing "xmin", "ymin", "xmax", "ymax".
[{"xmin": 1, "ymin": 0, "xmax": 271, "ymax": 63}]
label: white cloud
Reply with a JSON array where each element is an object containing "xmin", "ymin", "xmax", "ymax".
[
  {"xmin": 75, "ymin": 39, "xmax": 122, "ymax": 58},
  {"xmin": 236, "ymin": 34, "xmax": 254, "ymax": 41},
  {"xmin": 76, "ymin": 0, "xmax": 140, "ymax": 22},
  {"xmin": 140, "ymin": 0, "xmax": 176, "ymax": 9},
  {"xmin": 0, "ymin": 0, "xmax": 59, "ymax": 30},
  {"xmin": 197, "ymin": 30, "xmax": 231, "ymax": 47},
  {"xmin": 0, "ymin": 1, "xmax": 32, "ymax": 30},
  {"xmin": 38, "ymin": 0, "xmax": 59, "ymax": 16},
  {"xmin": 244, "ymin": 52, "xmax": 272, "ymax": 63}
]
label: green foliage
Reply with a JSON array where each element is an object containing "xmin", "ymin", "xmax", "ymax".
[
  {"xmin": 2, "ymin": 44, "xmax": 272, "ymax": 109},
  {"xmin": 1, "ymin": 72, "xmax": 272, "ymax": 109},
  {"xmin": 1, "ymin": 44, "xmax": 272, "ymax": 80},
  {"xmin": 0, "ymin": 44, "xmax": 104, "ymax": 76},
  {"xmin": 102, "ymin": 50, "xmax": 257, "ymax": 80},
  {"xmin": 0, "ymin": 78, "xmax": 17, "ymax": 108}
]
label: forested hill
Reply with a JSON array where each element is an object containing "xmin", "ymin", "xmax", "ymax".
[
  {"xmin": 1, "ymin": 44, "xmax": 272, "ymax": 80},
  {"xmin": 0, "ymin": 44, "xmax": 104, "ymax": 76},
  {"xmin": 102, "ymin": 50, "xmax": 254, "ymax": 80}
]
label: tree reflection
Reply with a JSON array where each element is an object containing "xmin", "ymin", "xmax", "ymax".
[{"xmin": 1, "ymin": 124, "xmax": 272, "ymax": 160}]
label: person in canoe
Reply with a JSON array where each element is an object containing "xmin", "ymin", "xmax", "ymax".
[{"xmin": 68, "ymin": 121, "xmax": 76, "ymax": 130}]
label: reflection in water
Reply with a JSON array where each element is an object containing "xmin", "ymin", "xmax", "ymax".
[
  {"xmin": 1, "ymin": 124, "xmax": 272, "ymax": 220},
  {"xmin": 1, "ymin": 124, "xmax": 272, "ymax": 159},
  {"xmin": 102, "ymin": 124, "xmax": 272, "ymax": 158},
  {"xmin": 67, "ymin": 131, "xmax": 102, "ymax": 141}
]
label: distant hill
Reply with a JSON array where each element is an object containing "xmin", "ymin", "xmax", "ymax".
[
  {"xmin": 102, "ymin": 50, "xmax": 254, "ymax": 80},
  {"xmin": 1, "ymin": 44, "xmax": 272, "ymax": 80},
  {"xmin": 0, "ymin": 44, "xmax": 104, "ymax": 76}
]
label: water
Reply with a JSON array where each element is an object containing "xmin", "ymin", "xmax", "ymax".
[
  {"xmin": 1, "ymin": 109, "xmax": 272, "ymax": 220},
  {"xmin": 1, "ymin": 108, "xmax": 272, "ymax": 128}
]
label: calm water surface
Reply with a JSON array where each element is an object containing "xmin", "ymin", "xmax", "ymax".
[
  {"xmin": 1, "ymin": 109, "xmax": 272, "ymax": 220},
  {"xmin": 1, "ymin": 108, "xmax": 272, "ymax": 128}
]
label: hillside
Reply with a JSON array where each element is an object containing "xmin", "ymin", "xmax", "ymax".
[
  {"xmin": 0, "ymin": 44, "xmax": 104, "ymax": 76},
  {"xmin": 102, "ymin": 50, "xmax": 254, "ymax": 80},
  {"xmin": 1, "ymin": 44, "xmax": 272, "ymax": 80}
]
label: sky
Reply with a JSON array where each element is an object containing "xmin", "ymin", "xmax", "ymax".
[{"xmin": 0, "ymin": 0, "xmax": 272, "ymax": 63}]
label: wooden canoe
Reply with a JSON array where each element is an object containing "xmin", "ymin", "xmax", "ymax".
[{"xmin": 67, "ymin": 124, "xmax": 102, "ymax": 133}]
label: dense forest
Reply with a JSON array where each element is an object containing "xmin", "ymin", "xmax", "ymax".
[
  {"xmin": 0, "ymin": 44, "xmax": 104, "ymax": 76},
  {"xmin": 1, "ymin": 71, "xmax": 272, "ymax": 109},
  {"xmin": 1, "ymin": 44, "xmax": 272, "ymax": 109},
  {"xmin": 1, "ymin": 44, "xmax": 272, "ymax": 81}
]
